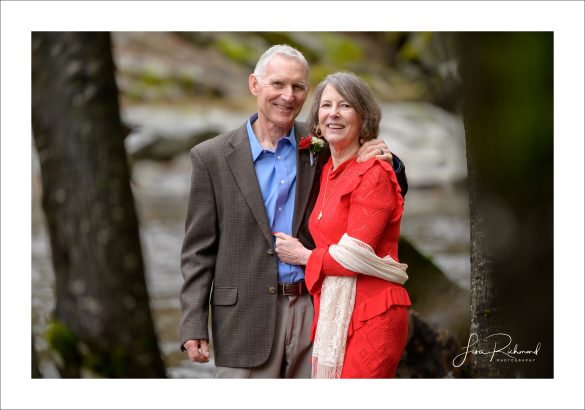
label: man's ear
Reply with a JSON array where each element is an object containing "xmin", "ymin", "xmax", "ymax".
[{"xmin": 249, "ymin": 74, "xmax": 259, "ymax": 96}]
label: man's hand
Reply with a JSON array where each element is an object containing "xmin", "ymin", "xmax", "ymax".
[
  {"xmin": 184, "ymin": 339, "xmax": 210, "ymax": 363},
  {"xmin": 274, "ymin": 232, "xmax": 312, "ymax": 266},
  {"xmin": 356, "ymin": 138, "xmax": 393, "ymax": 164}
]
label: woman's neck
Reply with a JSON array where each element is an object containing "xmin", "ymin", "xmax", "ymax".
[{"xmin": 330, "ymin": 145, "xmax": 359, "ymax": 169}]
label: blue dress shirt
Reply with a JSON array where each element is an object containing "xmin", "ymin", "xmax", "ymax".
[{"xmin": 247, "ymin": 113, "xmax": 304, "ymax": 283}]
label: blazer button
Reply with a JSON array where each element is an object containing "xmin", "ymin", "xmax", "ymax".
[
  {"xmin": 268, "ymin": 287, "xmax": 276, "ymax": 294},
  {"xmin": 267, "ymin": 248, "xmax": 274, "ymax": 255}
]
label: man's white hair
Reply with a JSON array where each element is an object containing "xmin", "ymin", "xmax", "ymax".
[{"xmin": 253, "ymin": 44, "xmax": 309, "ymax": 78}]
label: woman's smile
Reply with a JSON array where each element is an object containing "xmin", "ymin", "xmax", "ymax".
[{"xmin": 318, "ymin": 84, "xmax": 362, "ymax": 150}]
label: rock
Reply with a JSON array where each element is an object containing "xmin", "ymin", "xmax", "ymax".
[
  {"xmin": 126, "ymin": 126, "xmax": 218, "ymax": 162},
  {"xmin": 399, "ymin": 236, "xmax": 470, "ymax": 345},
  {"xmin": 379, "ymin": 102, "xmax": 467, "ymax": 188},
  {"xmin": 122, "ymin": 106, "xmax": 246, "ymax": 162},
  {"xmin": 397, "ymin": 310, "xmax": 470, "ymax": 378}
]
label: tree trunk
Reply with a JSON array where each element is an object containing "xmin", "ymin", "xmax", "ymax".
[
  {"xmin": 32, "ymin": 335, "xmax": 42, "ymax": 378},
  {"xmin": 465, "ymin": 127, "xmax": 514, "ymax": 378},
  {"xmin": 459, "ymin": 32, "xmax": 553, "ymax": 378},
  {"xmin": 32, "ymin": 32, "xmax": 166, "ymax": 378}
]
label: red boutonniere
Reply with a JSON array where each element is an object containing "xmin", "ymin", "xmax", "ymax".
[{"xmin": 298, "ymin": 135, "xmax": 326, "ymax": 166}]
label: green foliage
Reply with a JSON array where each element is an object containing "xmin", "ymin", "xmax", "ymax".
[
  {"xmin": 46, "ymin": 319, "xmax": 135, "ymax": 377},
  {"xmin": 254, "ymin": 32, "xmax": 318, "ymax": 63},
  {"xmin": 139, "ymin": 68, "xmax": 165, "ymax": 86},
  {"xmin": 321, "ymin": 33, "xmax": 363, "ymax": 67},
  {"xmin": 112, "ymin": 32, "xmax": 462, "ymax": 107},
  {"xmin": 215, "ymin": 36, "xmax": 257, "ymax": 67},
  {"xmin": 309, "ymin": 63, "xmax": 332, "ymax": 86},
  {"xmin": 46, "ymin": 320, "xmax": 81, "ymax": 368},
  {"xmin": 398, "ymin": 32, "xmax": 433, "ymax": 62},
  {"xmin": 460, "ymin": 32, "xmax": 553, "ymax": 203}
]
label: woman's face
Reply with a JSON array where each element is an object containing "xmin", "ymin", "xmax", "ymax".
[{"xmin": 318, "ymin": 84, "xmax": 363, "ymax": 150}]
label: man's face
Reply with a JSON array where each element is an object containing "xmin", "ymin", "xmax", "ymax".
[{"xmin": 249, "ymin": 55, "xmax": 309, "ymax": 131}]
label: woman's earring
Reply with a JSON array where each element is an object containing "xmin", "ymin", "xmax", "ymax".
[{"xmin": 316, "ymin": 128, "xmax": 322, "ymax": 137}]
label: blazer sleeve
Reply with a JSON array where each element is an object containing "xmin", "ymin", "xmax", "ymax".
[
  {"xmin": 392, "ymin": 153, "xmax": 408, "ymax": 198},
  {"xmin": 305, "ymin": 162, "xmax": 401, "ymax": 293},
  {"xmin": 179, "ymin": 147, "xmax": 218, "ymax": 350}
]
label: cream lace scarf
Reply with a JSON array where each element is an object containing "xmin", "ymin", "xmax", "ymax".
[{"xmin": 311, "ymin": 233, "xmax": 409, "ymax": 378}]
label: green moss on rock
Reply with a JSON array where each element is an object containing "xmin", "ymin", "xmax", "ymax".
[{"xmin": 46, "ymin": 320, "xmax": 81, "ymax": 368}]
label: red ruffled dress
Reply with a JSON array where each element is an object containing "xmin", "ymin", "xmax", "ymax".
[{"xmin": 305, "ymin": 157, "xmax": 411, "ymax": 378}]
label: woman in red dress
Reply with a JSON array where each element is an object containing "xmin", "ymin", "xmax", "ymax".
[{"xmin": 275, "ymin": 72, "xmax": 411, "ymax": 378}]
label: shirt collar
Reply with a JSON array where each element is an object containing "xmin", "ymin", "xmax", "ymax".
[{"xmin": 246, "ymin": 113, "xmax": 296, "ymax": 162}]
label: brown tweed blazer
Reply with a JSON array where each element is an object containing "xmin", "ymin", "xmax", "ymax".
[{"xmin": 179, "ymin": 120, "xmax": 326, "ymax": 368}]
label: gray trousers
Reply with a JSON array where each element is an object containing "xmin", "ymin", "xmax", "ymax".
[{"xmin": 214, "ymin": 293, "xmax": 313, "ymax": 378}]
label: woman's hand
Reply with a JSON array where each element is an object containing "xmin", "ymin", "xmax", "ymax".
[
  {"xmin": 274, "ymin": 232, "xmax": 312, "ymax": 266},
  {"xmin": 356, "ymin": 138, "xmax": 393, "ymax": 164}
]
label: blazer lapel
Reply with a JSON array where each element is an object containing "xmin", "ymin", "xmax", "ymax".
[
  {"xmin": 225, "ymin": 125, "xmax": 273, "ymax": 245},
  {"xmin": 292, "ymin": 123, "xmax": 318, "ymax": 237}
]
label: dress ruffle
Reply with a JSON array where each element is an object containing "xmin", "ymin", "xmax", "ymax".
[
  {"xmin": 347, "ymin": 284, "xmax": 411, "ymax": 337},
  {"xmin": 305, "ymin": 247, "xmax": 411, "ymax": 340},
  {"xmin": 336, "ymin": 159, "xmax": 403, "ymax": 213}
]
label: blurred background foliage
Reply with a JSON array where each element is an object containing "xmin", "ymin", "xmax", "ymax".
[{"xmin": 113, "ymin": 32, "xmax": 461, "ymax": 112}]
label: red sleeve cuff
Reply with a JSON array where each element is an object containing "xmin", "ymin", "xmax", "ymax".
[
  {"xmin": 305, "ymin": 247, "xmax": 327, "ymax": 294},
  {"xmin": 305, "ymin": 246, "xmax": 359, "ymax": 294}
]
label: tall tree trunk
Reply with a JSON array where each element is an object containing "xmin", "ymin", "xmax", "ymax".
[
  {"xmin": 459, "ymin": 32, "xmax": 553, "ymax": 378},
  {"xmin": 465, "ymin": 125, "xmax": 514, "ymax": 378},
  {"xmin": 32, "ymin": 32, "xmax": 166, "ymax": 378}
]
